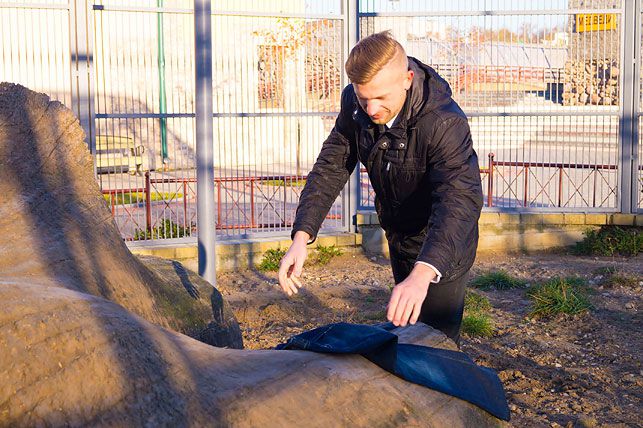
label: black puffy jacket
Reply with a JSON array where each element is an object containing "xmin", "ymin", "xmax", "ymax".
[{"xmin": 292, "ymin": 57, "xmax": 483, "ymax": 281}]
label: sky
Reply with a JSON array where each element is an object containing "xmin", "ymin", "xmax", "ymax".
[{"xmin": 303, "ymin": 0, "xmax": 622, "ymax": 32}]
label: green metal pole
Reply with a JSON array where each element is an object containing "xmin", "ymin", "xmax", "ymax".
[{"xmin": 157, "ymin": 0, "xmax": 169, "ymax": 163}]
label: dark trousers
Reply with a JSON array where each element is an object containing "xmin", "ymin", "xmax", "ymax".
[{"xmin": 388, "ymin": 247, "xmax": 468, "ymax": 345}]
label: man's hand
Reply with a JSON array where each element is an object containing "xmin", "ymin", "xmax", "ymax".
[
  {"xmin": 387, "ymin": 264, "xmax": 436, "ymax": 326},
  {"xmin": 278, "ymin": 231, "xmax": 310, "ymax": 296}
]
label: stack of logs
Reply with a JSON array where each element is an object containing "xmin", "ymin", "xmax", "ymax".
[{"xmin": 562, "ymin": 59, "xmax": 619, "ymax": 106}]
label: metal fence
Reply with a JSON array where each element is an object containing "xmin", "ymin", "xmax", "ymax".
[
  {"xmin": 358, "ymin": 0, "xmax": 638, "ymax": 212},
  {"xmin": 0, "ymin": 0, "xmax": 641, "ymax": 245}
]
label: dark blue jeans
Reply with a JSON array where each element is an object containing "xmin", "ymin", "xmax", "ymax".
[
  {"xmin": 389, "ymin": 244, "xmax": 468, "ymax": 345},
  {"xmin": 277, "ymin": 322, "xmax": 510, "ymax": 421}
]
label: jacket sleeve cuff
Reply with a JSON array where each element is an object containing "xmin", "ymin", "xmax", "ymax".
[
  {"xmin": 291, "ymin": 227, "xmax": 317, "ymax": 244},
  {"xmin": 414, "ymin": 261, "xmax": 442, "ymax": 283}
]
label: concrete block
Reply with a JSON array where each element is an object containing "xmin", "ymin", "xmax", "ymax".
[
  {"xmin": 636, "ymin": 215, "xmax": 643, "ymax": 227},
  {"xmin": 315, "ymin": 235, "xmax": 337, "ymax": 248},
  {"xmin": 563, "ymin": 213, "xmax": 586, "ymax": 225},
  {"xmin": 542, "ymin": 214, "xmax": 564, "ymax": 225},
  {"xmin": 173, "ymin": 246, "xmax": 197, "ymax": 259},
  {"xmin": 478, "ymin": 234, "xmax": 517, "ymax": 252},
  {"xmin": 130, "ymin": 248, "xmax": 154, "ymax": 257},
  {"xmin": 497, "ymin": 213, "xmax": 521, "ymax": 224},
  {"xmin": 241, "ymin": 240, "xmax": 272, "ymax": 254},
  {"xmin": 149, "ymin": 248, "xmax": 178, "ymax": 258},
  {"xmin": 355, "ymin": 233, "xmax": 363, "ymax": 246},
  {"xmin": 585, "ymin": 214, "xmax": 607, "ymax": 225},
  {"xmin": 355, "ymin": 212, "xmax": 368, "ymax": 225},
  {"xmin": 479, "ymin": 221, "xmax": 509, "ymax": 235},
  {"xmin": 478, "ymin": 227, "xmax": 585, "ymax": 253},
  {"xmin": 520, "ymin": 213, "xmax": 543, "ymax": 225},
  {"xmin": 609, "ymin": 214, "xmax": 635, "ymax": 226},
  {"xmin": 478, "ymin": 212, "xmax": 500, "ymax": 225},
  {"xmin": 537, "ymin": 230, "xmax": 580, "ymax": 248},
  {"xmin": 216, "ymin": 242, "xmax": 247, "ymax": 258},
  {"xmin": 335, "ymin": 233, "xmax": 359, "ymax": 247},
  {"xmin": 360, "ymin": 226, "xmax": 389, "ymax": 255}
]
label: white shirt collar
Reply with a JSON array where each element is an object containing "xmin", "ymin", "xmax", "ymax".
[{"xmin": 386, "ymin": 114, "xmax": 398, "ymax": 129}]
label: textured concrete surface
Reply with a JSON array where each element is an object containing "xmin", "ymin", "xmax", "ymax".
[{"xmin": 0, "ymin": 83, "xmax": 503, "ymax": 427}]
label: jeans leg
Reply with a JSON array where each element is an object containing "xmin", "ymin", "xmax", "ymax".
[
  {"xmin": 388, "ymin": 241, "xmax": 468, "ymax": 345},
  {"xmin": 388, "ymin": 248, "xmax": 414, "ymax": 285},
  {"xmin": 418, "ymin": 272, "xmax": 469, "ymax": 346}
]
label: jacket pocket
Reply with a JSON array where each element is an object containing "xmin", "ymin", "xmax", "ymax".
[{"xmin": 383, "ymin": 159, "xmax": 426, "ymax": 205}]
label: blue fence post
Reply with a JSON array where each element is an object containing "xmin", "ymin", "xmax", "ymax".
[
  {"xmin": 620, "ymin": 0, "xmax": 639, "ymax": 213},
  {"xmin": 194, "ymin": 0, "xmax": 216, "ymax": 286},
  {"xmin": 344, "ymin": 0, "xmax": 361, "ymax": 233}
]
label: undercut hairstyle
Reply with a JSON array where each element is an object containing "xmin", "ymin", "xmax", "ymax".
[{"xmin": 345, "ymin": 31, "xmax": 407, "ymax": 84}]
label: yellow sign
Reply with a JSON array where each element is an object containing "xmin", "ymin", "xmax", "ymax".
[{"xmin": 575, "ymin": 13, "xmax": 617, "ymax": 32}]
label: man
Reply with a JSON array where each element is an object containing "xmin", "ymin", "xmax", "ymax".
[{"xmin": 278, "ymin": 31, "xmax": 483, "ymax": 344}]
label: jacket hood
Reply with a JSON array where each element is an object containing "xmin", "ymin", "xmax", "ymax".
[{"xmin": 402, "ymin": 57, "xmax": 454, "ymax": 125}]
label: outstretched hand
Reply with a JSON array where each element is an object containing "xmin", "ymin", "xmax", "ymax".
[
  {"xmin": 278, "ymin": 231, "xmax": 310, "ymax": 296},
  {"xmin": 387, "ymin": 264, "xmax": 436, "ymax": 327}
]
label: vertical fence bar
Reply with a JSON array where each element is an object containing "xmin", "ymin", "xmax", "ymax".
[
  {"xmin": 145, "ymin": 171, "xmax": 152, "ymax": 233},
  {"xmin": 345, "ymin": 0, "xmax": 359, "ymax": 226},
  {"xmin": 523, "ymin": 166, "xmax": 529, "ymax": 207},
  {"xmin": 620, "ymin": 0, "xmax": 637, "ymax": 213},
  {"xmin": 195, "ymin": 0, "xmax": 216, "ymax": 286},
  {"xmin": 70, "ymin": 0, "xmax": 95, "ymax": 170},
  {"xmin": 250, "ymin": 179, "xmax": 256, "ymax": 228},
  {"xmin": 558, "ymin": 167, "xmax": 563, "ymax": 208},
  {"xmin": 487, "ymin": 153, "xmax": 494, "ymax": 207},
  {"xmin": 183, "ymin": 181, "xmax": 188, "ymax": 228},
  {"xmin": 632, "ymin": 0, "xmax": 642, "ymax": 212},
  {"xmin": 593, "ymin": 167, "xmax": 598, "ymax": 207},
  {"xmin": 283, "ymin": 177, "xmax": 287, "ymax": 228},
  {"xmin": 216, "ymin": 180, "xmax": 221, "ymax": 227}
]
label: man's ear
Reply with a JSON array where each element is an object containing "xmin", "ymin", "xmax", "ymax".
[{"xmin": 404, "ymin": 70, "xmax": 414, "ymax": 90}]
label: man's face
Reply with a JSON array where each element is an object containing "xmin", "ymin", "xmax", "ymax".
[{"xmin": 352, "ymin": 56, "xmax": 414, "ymax": 125}]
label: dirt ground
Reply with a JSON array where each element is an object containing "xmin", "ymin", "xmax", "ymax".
[{"xmin": 217, "ymin": 249, "xmax": 642, "ymax": 428}]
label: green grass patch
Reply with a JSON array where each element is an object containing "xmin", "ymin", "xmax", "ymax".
[
  {"xmin": 604, "ymin": 273, "xmax": 640, "ymax": 289},
  {"xmin": 310, "ymin": 245, "xmax": 342, "ymax": 265},
  {"xmin": 574, "ymin": 226, "xmax": 643, "ymax": 257},
  {"xmin": 461, "ymin": 312, "xmax": 495, "ymax": 338},
  {"xmin": 133, "ymin": 219, "xmax": 193, "ymax": 240},
  {"xmin": 256, "ymin": 245, "xmax": 343, "ymax": 272},
  {"xmin": 592, "ymin": 266, "xmax": 640, "ymax": 289},
  {"xmin": 261, "ymin": 179, "xmax": 307, "ymax": 187},
  {"xmin": 465, "ymin": 291, "xmax": 492, "ymax": 312},
  {"xmin": 257, "ymin": 248, "xmax": 287, "ymax": 272},
  {"xmin": 471, "ymin": 270, "xmax": 527, "ymax": 290},
  {"xmin": 462, "ymin": 291, "xmax": 495, "ymax": 337},
  {"xmin": 592, "ymin": 266, "xmax": 618, "ymax": 276},
  {"xmin": 104, "ymin": 191, "xmax": 182, "ymax": 205},
  {"xmin": 527, "ymin": 277, "xmax": 592, "ymax": 319}
]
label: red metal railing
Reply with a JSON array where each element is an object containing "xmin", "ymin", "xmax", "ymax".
[
  {"xmin": 485, "ymin": 153, "xmax": 619, "ymax": 208},
  {"xmin": 359, "ymin": 154, "xmax": 621, "ymax": 209},
  {"xmin": 103, "ymin": 172, "xmax": 342, "ymax": 240},
  {"xmin": 103, "ymin": 157, "xmax": 630, "ymax": 240}
]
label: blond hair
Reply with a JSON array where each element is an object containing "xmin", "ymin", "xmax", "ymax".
[{"xmin": 345, "ymin": 31, "xmax": 406, "ymax": 84}]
